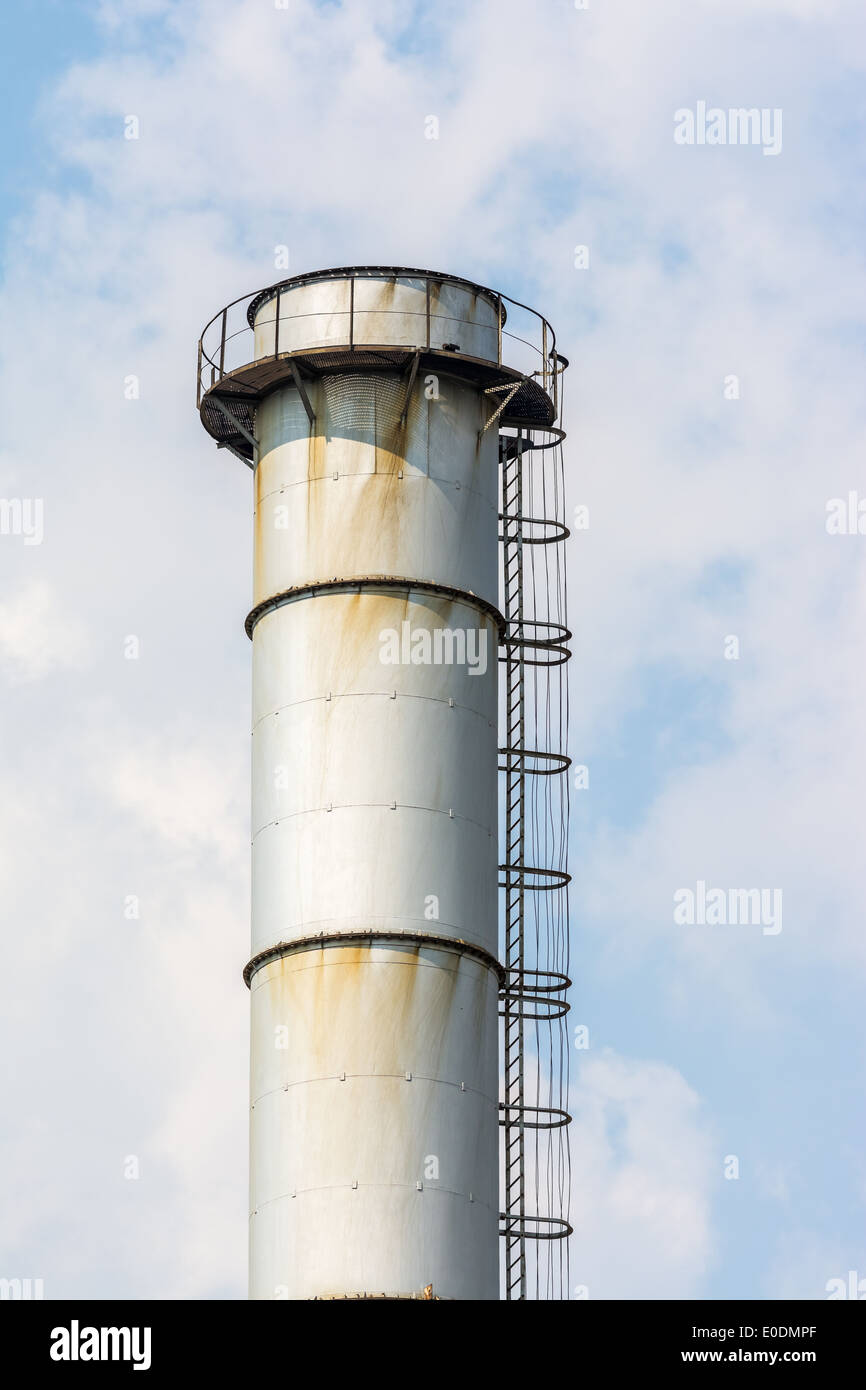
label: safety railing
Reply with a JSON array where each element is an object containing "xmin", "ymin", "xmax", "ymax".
[{"xmin": 196, "ymin": 266, "xmax": 564, "ymax": 420}]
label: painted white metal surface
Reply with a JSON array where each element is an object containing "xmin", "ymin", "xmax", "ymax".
[
  {"xmin": 247, "ymin": 274, "xmax": 501, "ymax": 1300},
  {"xmin": 252, "ymin": 272, "xmax": 500, "ymax": 362},
  {"xmin": 249, "ymin": 944, "xmax": 499, "ymax": 1301},
  {"xmin": 251, "ymin": 593, "xmax": 498, "ymax": 961},
  {"xmin": 253, "ymin": 373, "xmax": 499, "ymax": 610}
]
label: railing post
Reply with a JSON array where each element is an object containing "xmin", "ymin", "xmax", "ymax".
[
  {"xmin": 196, "ymin": 340, "xmax": 202, "ymax": 409},
  {"xmin": 497, "ymin": 295, "xmax": 502, "ymax": 365},
  {"xmin": 218, "ymin": 307, "xmax": 227, "ymax": 378},
  {"xmin": 274, "ymin": 288, "xmax": 281, "ymax": 358},
  {"xmin": 542, "ymin": 321, "xmax": 548, "ymax": 396},
  {"xmin": 349, "ymin": 275, "xmax": 354, "ymax": 349},
  {"xmin": 425, "ymin": 279, "xmax": 431, "ymax": 349}
]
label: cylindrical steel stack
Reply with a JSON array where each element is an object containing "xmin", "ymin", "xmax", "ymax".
[{"xmin": 196, "ymin": 268, "xmax": 565, "ymax": 1300}]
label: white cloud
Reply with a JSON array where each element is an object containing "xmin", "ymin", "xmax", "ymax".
[
  {"xmin": 0, "ymin": 580, "xmax": 90, "ymax": 682},
  {"xmin": 98, "ymin": 731, "xmax": 248, "ymax": 862},
  {"xmin": 0, "ymin": 0, "xmax": 863, "ymax": 1298},
  {"xmin": 569, "ymin": 1052, "xmax": 717, "ymax": 1298}
]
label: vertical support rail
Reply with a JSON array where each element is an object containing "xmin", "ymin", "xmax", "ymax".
[
  {"xmin": 274, "ymin": 288, "xmax": 281, "ymax": 359},
  {"xmin": 425, "ymin": 278, "xmax": 431, "ymax": 349},
  {"xmin": 218, "ymin": 307, "xmax": 227, "ymax": 379},
  {"xmin": 502, "ymin": 431, "xmax": 526, "ymax": 1301},
  {"xmin": 349, "ymin": 275, "xmax": 355, "ymax": 350}
]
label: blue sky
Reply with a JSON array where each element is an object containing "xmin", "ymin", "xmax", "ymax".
[
  {"xmin": 0, "ymin": 0, "xmax": 864, "ymax": 1300},
  {"xmin": 0, "ymin": 3, "xmax": 99, "ymax": 231}
]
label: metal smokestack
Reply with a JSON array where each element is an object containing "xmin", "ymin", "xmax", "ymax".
[{"xmin": 196, "ymin": 267, "xmax": 570, "ymax": 1300}]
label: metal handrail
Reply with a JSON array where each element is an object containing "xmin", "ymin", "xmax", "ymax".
[{"xmin": 196, "ymin": 267, "xmax": 561, "ymax": 414}]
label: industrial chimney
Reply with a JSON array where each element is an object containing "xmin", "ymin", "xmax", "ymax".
[{"xmin": 196, "ymin": 267, "xmax": 571, "ymax": 1301}]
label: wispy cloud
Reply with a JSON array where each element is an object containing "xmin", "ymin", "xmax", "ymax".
[{"xmin": 0, "ymin": 0, "xmax": 863, "ymax": 1298}]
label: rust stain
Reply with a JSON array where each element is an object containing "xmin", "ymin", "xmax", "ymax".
[
  {"xmin": 255, "ymin": 369, "xmax": 499, "ymax": 611},
  {"xmin": 257, "ymin": 944, "xmax": 492, "ymax": 1079}
]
